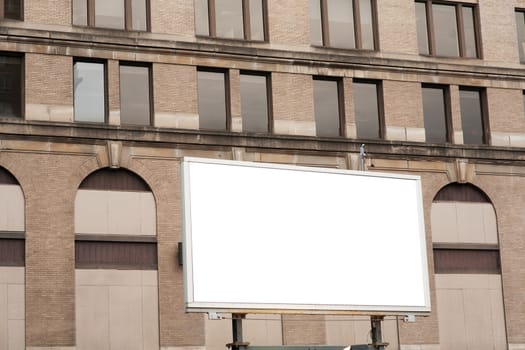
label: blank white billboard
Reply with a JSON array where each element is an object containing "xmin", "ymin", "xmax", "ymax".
[{"xmin": 181, "ymin": 157, "xmax": 430, "ymax": 315}]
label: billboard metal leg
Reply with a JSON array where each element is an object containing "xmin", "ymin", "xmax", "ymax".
[
  {"xmin": 370, "ymin": 316, "xmax": 388, "ymax": 350},
  {"xmin": 227, "ymin": 314, "xmax": 250, "ymax": 350}
]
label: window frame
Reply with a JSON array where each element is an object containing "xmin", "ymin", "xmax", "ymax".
[
  {"xmin": 0, "ymin": 53, "xmax": 24, "ymax": 119},
  {"xmin": 312, "ymin": 0, "xmax": 378, "ymax": 50},
  {"xmin": 119, "ymin": 62, "xmax": 153, "ymax": 126},
  {"xmin": 0, "ymin": 0, "xmax": 23, "ymax": 20},
  {"xmin": 416, "ymin": 0, "xmax": 482, "ymax": 58},
  {"xmin": 239, "ymin": 70, "xmax": 272, "ymax": 133},
  {"xmin": 421, "ymin": 83, "xmax": 453, "ymax": 144},
  {"xmin": 353, "ymin": 78, "xmax": 385, "ymax": 139},
  {"xmin": 73, "ymin": 0, "xmax": 150, "ymax": 31},
  {"xmin": 73, "ymin": 59, "xmax": 108, "ymax": 124},
  {"xmin": 199, "ymin": 0, "xmax": 269, "ymax": 41},
  {"xmin": 459, "ymin": 86, "xmax": 490, "ymax": 145},
  {"xmin": 197, "ymin": 67, "xmax": 231, "ymax": 131},
  {"xmin": 312, "ymin": 76, "xmax": 346, "ymax": 137}
]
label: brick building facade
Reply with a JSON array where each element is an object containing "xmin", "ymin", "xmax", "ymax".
[{"xmin": 0, "ymin": 0, "xmax": 524, "ymax": 349}]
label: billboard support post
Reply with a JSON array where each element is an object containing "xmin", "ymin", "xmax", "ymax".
[
  {"xmin": 370, "ymin": 316, "xmax": 388, "ymax": 349},
  {"xmin": 227, "ymin": 314, "xmax": 249, "ymax": 350}
]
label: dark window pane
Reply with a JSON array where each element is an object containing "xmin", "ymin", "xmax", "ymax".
[
  {"xmin": 79, "ymin": 168, "xmax": 151, "ymax": 191},
  {"xmin": 459, "ymin": 89, "xmax": 484, "ymax": 145},
  {"xmin": 416, "ymin": 2, "xmax": 429, "ymax": 55},
  {"xmin": 132, "ymin": 0, "xmax": 147, "ymax": 31},
  {"xmin": 434, "ymin": 249, "xmax": 500, "ymax": 274},
  {"xmin": 76, "ymin": 241, "xmax": 157, "ymax": 270},
  {"xmin": 249, "ymin": 0, "xmax": 265, "ymax": 41},
  {"xmin": 4, "ymin": 0, "xmax": 21, "ymax": 19},
  {"xmin": 195, "ymin": 0, "xmax": 210, "ymax": 35},
  {"xmin": 309, "ymin": 0, "xmax": 323, "ymax": 46},
  {"xmin": 422, "ymin": 87, "xmax": 448, "ymax": 143},
  {"xmin": 72, "ymin": 0, "xmax": 88, "ymax": 25},
  {"xmin": 433, "ymin": 4, "xmax": 459, "ymax": 57},
  {"xmin": 198, "ymin": 70, "xmax": 227, "ymax": 130},
  {"xmin": 240, "ymin": 74, "xmax": 268, "ymax": 133},
  {"xmin": 120, "ymin": 65, "xmax": 150, "ymax": 126},
  {"xmin": 516, "ymin": 12, "xmax": 525, "ymax": 62},
  {"xmin": 0, "ymin": 55, "xmax": 22, "ymax": 118},
  {"xmin": 95, "ymin": 0, "xmax": 125, "ymax": 30},
  {"xmin": 0, "ymin": 238, "xmax": 24, "ymax": 266},
  {"xmin": 462, "ymin": 7, "xmax": 477, "ymax": 58},
  {"xmin": 313, "ymin": 79, "xmax": 341, "ymax": 137},
  {"xmin": 359, "ymin": 0, "xmax": 374, "ymax": 50},
  {"xmin": 74, "ymin": 62, "xmax": 105, "ymax": 123},
  {"xmin": 215, "ymin": 0, "xmax": 244, "ymax": 39},
  {"xmin": 354, "ymin": 81, "xmax": 380, "ymax": 139},
  {"xmin": 327, "ymin": 0, "xmax": 355, "ymax": 49}
]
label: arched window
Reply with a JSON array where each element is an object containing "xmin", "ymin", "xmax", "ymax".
[
  {"xmin": 0, "ymin": 166, "xmax": 25, "ymax": 350},
  {"xmin": 431, "ymin": 183, "xmax": 506, "ymax": 349},
  {"xmin": 75, "ymin": 168, "xmax": 159, "ymax": 349}
]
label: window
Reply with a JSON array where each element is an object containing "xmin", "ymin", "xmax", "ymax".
[
  {"xmin": 422, "ymin": 84, "xmax": 451, "ymax": 143},
  {"xmin": 74, "ymin": 61, "xmax": 106, "ymax": 123},
  {"xmin": 120, "ymin": 64, "xmax": 151, "ymax": 126},
  {"xmin": 459, "ymin": 87, "xmax": 488, "ymax": 145},
  {"xmin": 195, "ymin": 0, "xmax": 267, "ymax": 41},
  {"xmin": 0, "ymin": 55, "xmax": 22, "ymax": 118},
  {"xmin": 516, "ymin": 10, "xmax": 525, "ymax": 63},
  {"xmin": 197, "ymin": 69, "xmax": 229, "ymax": 131},
  {"xmin": 73, "ymin": 0, "xmax": 148, "ymax": 31},
  {"xmin": 309, "ymin": 0, "xmax": 377, "ymax": 50},
  {"xmin": 353, "ymin": 80, "xmax": 383, "ymax": 139},
  {"xmin": 313, "ymin": 77, "xmax": 344, "ymax": 137},
  {"xmin": 1, "ymin": 0, "xmax": 22, "ymax": 19},
  {"xmin": 240, "ymin": 72, "xmax": 271, "ymax": 133},
  {"xmin": 416, "ymin": 1, "xmax": 479, "ymax": 58}
]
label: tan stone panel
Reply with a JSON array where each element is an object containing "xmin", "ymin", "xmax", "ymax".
[
  {"xmin": 108, "ymin": 191, "xmax": 143, "ymax": 235},
  {"xmin": 150, "ymin": 0, "xmax": 194, "ymax": 36},
  {"xmin": 7, "ymin": 284, "xmax": 24, "ymax": 320},
  {"xmin": 244, "ymin": 314, "xmax": 283, "ymax": 346},
  {"xmin": 490, "ymin": 287, "xmax": 508, "ymax": 350},
  {"xmin": 0, "ymin": 284, "xmax": 7, "ymax": 350},
  {"xmin": 487, "ymin": 88, "xmax": 525, "ymax": 133},
  {"xmin": 142, "ymin": 285, "xmax": 160, "ymax": 349},
  {"xmin": 479, "ymin": 1, "xmax": 520, "ymax": 64},
  {"xmin": 0, "ymin": 185, "xmax": 24, "ymax": 232},
  {"xmin": 75, "ymin": 190, "xmax": 109, "ymax": 234},
  {"xmin": 377, "ymin": 1, "xmax": 418, "ymax": 54},
  {"xmin": 456, "ymin": 202, "xmax": 486, "ymax": 243},
  {"xmin": 76, "ymin": 269, "xmax": 142, "ymax": 287},
  {"xmin": 142, "ymin": 270, "xmax": 158, "ymax": 287},
  {"xmin": 75, "ymin": 285, "xmax": 110, "ymax": 350},
  {"xmin": 25, "ymin": 0, "xmax": 71, "ymax": 25},
  {"xmin": 431, "ymin": 202, "xmax": 458, "ymax": 243},
  {"xmin": 482, "ymin": 203, "xmax": 498, "ymax": 244},
  {"xmin": 109, "ymin": 286, "xmax": 143, "ymax": 350},
  {"xmin": 141, "ymin": 192, "xmax": 157, "ymax": 236},
  {"xmin": 7, "ymin": 319, "xmax": 24, "ymax": 350},
  {"xmin": 436, "ymin": 287, "xmax": 467, "ymax": 350},
  {"xmin": 205, "ymin": 317, "xmax": 231, "ymax": 350},
  {"xmin": 463, "ymin": 288, "xmax": 497, "ymax": 350}
]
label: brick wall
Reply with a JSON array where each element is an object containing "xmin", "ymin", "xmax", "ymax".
[
  {"xmin": 25, "ymin": 0, "xmax": 71, "ymax": 25},
  {"xmin": 150, "ymin": 0, "xmax": 194, "ymax": 36}
]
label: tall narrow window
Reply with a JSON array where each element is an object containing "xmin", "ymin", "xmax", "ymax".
[
  {"xmin": 0, "ymin": 55, "xmax": 22, "ymax": 118},
  {"xmin": 240, "ymin": 72, "xmax": 270, "ymax": 133},
  {"xmin": 313, "ymin": 78, "xmax": 344, "ymax": 137},
  {"xmin": 516, "ymin": 11, "xmax": 525, "ymax": 63},
  {"xmin": 74, "ymin": 61, "xmax": 106, "ymax": 123},
  {"xmin": 198, "ymin": 69, "xmax": 229, "ymax": 131},
  {"xmin": 353, "ymin": 80, "xmax": 383, "ymax": 139},
  {"xmin": 73, "ymin": 0, "xmax": 148, "ymax": 31},
  {"xmin": 416, "ymin": 1, "xmax": 480, "ymax": 58},
  {"xmin": 2, "ymin": 0, "xmax": 22, "ymax": 19},
  {"xmin": 195, "ymin": 0, "xmax": 266, "ymax": 41},
  {"xmin": 422, "ymin": 85, "xmax": 450, "ymax": 143},
  {"xmin": 119, "ymin": 64, "xmax": 151, "ymax": 126},
  {"xmin": 459, "ymin": 88, "xmax": 488, "ymax": 145},
  {"xmin": 309, "ymin": 0, "xmax": 377, "ymax": 50}
]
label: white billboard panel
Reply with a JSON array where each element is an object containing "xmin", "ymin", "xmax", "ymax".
[{"xmin": 182, "ymin": 157, "xmax": 430, "ymax": 315}]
